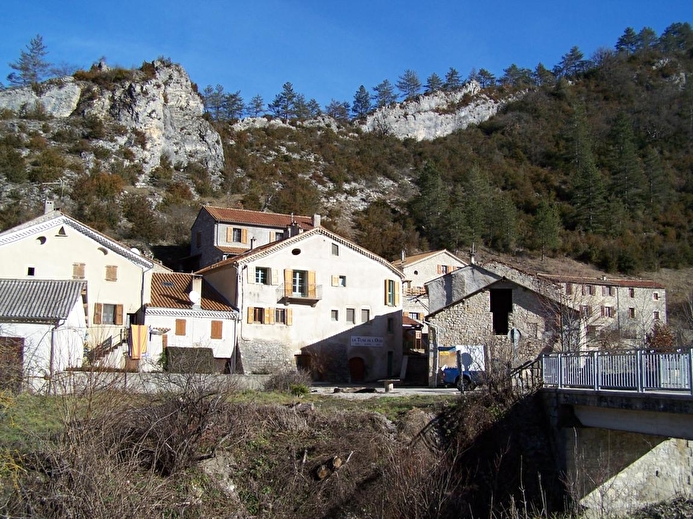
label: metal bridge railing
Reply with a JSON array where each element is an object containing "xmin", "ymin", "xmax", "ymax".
[{"xmin": 541, "ymin": 348, "xmax": 693, "ymax": 395}]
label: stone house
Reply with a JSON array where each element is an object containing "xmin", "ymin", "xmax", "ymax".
[
  {"xmin": 392, "ymin": 249, "xmax": 466, "ymax": 350},
  {"xmin": 0, "ymin": 202, "xmax": 169, "ymax": 369},
  {"xmin": 141, "ymin": 272, "xmax": 239, "ymax": 373},
  {"xmin": 188, "ymin": 205, "xmax": 319, "ymax": 270},
  {"xmin": 198, "ymin": 227, "xmax": 405, "ymax": 382},
  {"xmin": 0, "ymin": 279, "xmax": 87, "ymax": 391}
]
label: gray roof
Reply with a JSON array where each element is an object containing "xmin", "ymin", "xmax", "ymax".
[{"xmin": 0, "ymin": 279, "xmax": 86, "ymax": 322}]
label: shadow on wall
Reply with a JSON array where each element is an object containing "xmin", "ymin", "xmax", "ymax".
[{"xmin": 298, "ymin": 312, "xmax": 402, "ymax": 383}]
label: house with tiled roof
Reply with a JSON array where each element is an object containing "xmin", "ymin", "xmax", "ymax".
[
  {"xmin": 0, "ymin": 279, "xmax": 87, "ymax": 391},
  {"xmin": 392, "ymin": 249, "xmax": 466, "ymax": 351},
  {"xmin": 189, "ymin": 205, "xmax": 320, "ymax": 269},
  {"xmin": 0, "ymin": 201, "xmax": 169, "ymax": 372},
  {"xmin": 198, "ymin": 227, "xmax": 404, "ymax": 382},
  {"xmin": 140, "ymin": 272, "xmax": 239, "ymax": 373}
]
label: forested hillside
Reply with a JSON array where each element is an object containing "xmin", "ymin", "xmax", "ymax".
[{"xmin": 1, "ymin": 23, "xmax": 692, "ymax": 275}]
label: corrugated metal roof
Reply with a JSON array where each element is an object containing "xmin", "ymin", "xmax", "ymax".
[
  {"xmin": 0, "ymin": 279, "xmax": 86, "ymax": 321},
  {"xmin": 150, "ymin": 272, "xmax": 235, "ymax": 312},
  {"xmin": 203, "ymin": 206, "xmax": 315, "ymax": 229}
]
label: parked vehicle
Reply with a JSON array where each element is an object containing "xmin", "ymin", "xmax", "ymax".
[{"xmin": 439, "ymin": 345, "xmax": 486, "ymax": 391}]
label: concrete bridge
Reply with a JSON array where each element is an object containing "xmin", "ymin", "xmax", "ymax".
[{"xmin": 534, "ymin": 349, "xmax": 693, "ymax": 516}]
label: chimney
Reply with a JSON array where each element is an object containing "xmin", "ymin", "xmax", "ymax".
[
  {"xmin": 401, "ymin": 250, "xmax": 406, "ymax": 262},
  {"xmin": 190, "ymin": 275, "xmax": 202, "ymax": 309},
  {"xmin": 312, "ymin": 214, "xmax": 321, "ymax": 227},
  {"xmin": 469, "ymin": 243, "xmax": 476, "ymax": 265},
  {"xmin": 44, "ymin": 200, "xmax": 55, "ymax": 214}
]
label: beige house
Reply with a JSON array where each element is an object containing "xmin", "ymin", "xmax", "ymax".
[
  {"xmin": 392, "ymin": 250, "xmax": 466, "ymax": 350},
  {"xmin": 189, "ymin": 205, "xmax": 319, "ymax": 269},
  {"xmin": 142, "ymin": 272, "xmax": 239, "ymax": 373},
  {"xmin": 0, "ymin": 204, "xmax": 168, "ymax": 368},
  {"xmin": 199, "ymin": 227, "xmax": 404, "ymax": 382},
  {"xmin": 537, "ymin": 274, "xmax": 667, "ymax": 347}
]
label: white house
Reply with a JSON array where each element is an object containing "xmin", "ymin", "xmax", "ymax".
[
  {"xmin": 189, "ymin": 205, "xmax": 319, "ymax": 269},
  {"xmin": 199, "ymin": 227, "xmax": 405, "ymax": 382},
  {"xmin": 0, "ymin": 279, "xmax": 87, "ymax": 392},
  {"xmin": 0, "ymin": 203, "xmax": 169, "ymax": 368},
  {"xmin": 141, "ymin": 272, "xmax": 238, "ymax": 373}
]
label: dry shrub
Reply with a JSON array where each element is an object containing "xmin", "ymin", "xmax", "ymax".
[{"xmin": 263, "ymin": 368, "xmax": 312, "ymax": 394}]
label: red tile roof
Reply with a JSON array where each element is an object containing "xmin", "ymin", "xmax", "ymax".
[
  {"xmin": 203, "ymin": 206, "xmax": 315, "ymax": 229},
  {"xmin": 537, "ymin": 274, "xmax": 665, "ymax": 289},
  {"xmin": 150, "ymin": 272, "xmax": 235, "ymax": 312}
]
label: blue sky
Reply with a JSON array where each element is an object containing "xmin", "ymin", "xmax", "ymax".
[{"xmin": 2, "ymin": 1, "xmax": 692, "ymax": 109}]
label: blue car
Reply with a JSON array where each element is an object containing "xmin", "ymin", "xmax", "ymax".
[{"xmin": 441, "ymin": 366, "xmax": 477, "ymax": 391}]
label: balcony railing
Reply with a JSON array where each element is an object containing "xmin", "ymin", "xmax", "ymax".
[
  {"xmin": 542, "ymin": 348, "xmax": 693, "ymax": 395},
  {"xmin": 276, "ymin": 284, "xmax": 322, "ymax": 305}
]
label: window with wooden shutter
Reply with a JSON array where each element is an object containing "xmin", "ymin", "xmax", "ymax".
[
  {"xmin": 241, "ymin": 228, "xmax": 248, "ymax": 244},
  {"xmin": 247, "ymin": 307, "xmax": 254, "ymax": 324},
  {"xmin": 73, "ymin": 263, "xmax": 85, "ymax": 279},
  {"xmin": 307, "ymin": 271, "xmax": 316, "ymax": 298},
  {"xmin": 211, "ymin": 320, "xmax": 223, "ymax": 339},
  {"xmin": 331, "ymin": 275, "xmax": 339, "ymax": 287},
  {"xmin": 226, "ymin": 227, "xmax": 233, "ymax": 243},
  {"xmin": 93, "ymin": 303, "xmax": 103, "ymax": 324},
  {"xmin": 284, "ymin": 269, "xmax": 293, "ymax": 298},
  {"xmin": 105, "ymin": 265, "xmax": 118, "ymax": 281},
  {"xmin": 286, "ymin": 308, "xmax": 293, "ymax": 326},
  {"xmin": 264, "ymin": 308, "xmax": 273, "ymax": 325},
  {"xmin": 175, "ymin": 319, "xmax": 186, "ymax": 336},
  {"xmin": 114, "ymin": 304, "xmax": 123, "ymax": 325}
]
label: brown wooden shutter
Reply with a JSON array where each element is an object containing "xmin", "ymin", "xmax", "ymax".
[
  {"xmin": 272, "ymin": 269, "xmax": 279, "ymax": 285},
  {"xmin": 265, "ymin": 308, "xmax": 273, "ymax": 325},
  {"xmin": 247, "ymin": 307, "xmax": 254, "ymax": 324},
  {"xmin": 331, "ymin": 275, "xmax": 339, "ymax": 287},
  {"xmin": 105, "ymin": 265, "xmax": 117, "ymax": 281},
  {"xmin": 308, "ymin": 271, "xmax": 316, "ymax": 298},
  {"xmin": 226, "ymin": 227, "xmax": 233, "ymax": 242},
  {"xmin": 72, "ymin": 263, "xmax": 85, "ymax": 279},
  {"xmin": 284, "ymin": 269, "xmax": 293, "ymax": 297},
  {"xmin": 175, "ymin": 319, "xmax": 186, "ymax": 335},
  {"xmin": 384, "ymin": 279, "xmax": 389, "ymax": 305},
  {"xmin": 286, "ymin": 308, "xmax": 293, "ymax": 326},
  {"xmin": 114, "ymin": 304, "xmax": 124, "ymax": 325},
  {"xmin": 211, "ymin": 320, "xmax": 223, "ymax": 339},
  {"xmin": 437, "ymin": 265, "xmax": 442, "ymax": 274},
  {"xmin": 241, "ymin": 228, "xmax": 248, "ymax": 244},
  {"xmin": 394, "ymin": 282, "xmax": 400, "ymax": 306},
  {"xmin": 93, "ymin": 303, "xmax": 103, "ymax": 324}
]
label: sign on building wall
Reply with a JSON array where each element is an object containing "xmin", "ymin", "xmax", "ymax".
[{"xmin": 350, "ymin": 336, "xmax": 384, "ymax": 347}]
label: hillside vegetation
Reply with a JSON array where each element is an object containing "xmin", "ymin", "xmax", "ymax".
[{"xmin": 0, "ymin": 23, "xmax": 692, "ymax": 276}]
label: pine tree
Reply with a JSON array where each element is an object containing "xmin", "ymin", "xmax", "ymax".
[
  {"xmin": 351, "ymin": 85, "xmax": 371, "ymax": 118},
  {"xmin": 7, "ymin": 35, "xmax": 52, "ymax": 86},
  {"xmin": 443, "ymin": 67, "xmax": 462, "ymax": 91},
  {"xmin": 424, "ymin": 73, "xmax": 443, "ymax": 94},
  {"xmin": 533, "ymin": 199, "xmax": 561, "ymax": 260},
  {"xmin": 607, "ymin": 112, "xmax": 645, "ymax": 214},
  {"xmin": 268, "ymin": 82, "xmax": 298, "ymax": 122},
  {"xmin": 372, "ymin": 79, "xmax": 397, "ymax": 108},
  {"xmin": 396, "ymin": 69, "xmax": 421, "ymax": 100}
]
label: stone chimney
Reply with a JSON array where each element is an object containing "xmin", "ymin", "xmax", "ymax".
[{"xmin": 44, "ymin": 200, "xmax": 55, "ymax": 214}]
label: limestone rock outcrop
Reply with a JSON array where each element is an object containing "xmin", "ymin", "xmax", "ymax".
[{"xmin": 362, "ymin": 81, "xmax": 517, "ymax": 141}]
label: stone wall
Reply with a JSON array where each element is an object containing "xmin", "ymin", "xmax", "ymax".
[{"xmin": 236, "ymin": 338, "xmax": 297, "ymax": 374}]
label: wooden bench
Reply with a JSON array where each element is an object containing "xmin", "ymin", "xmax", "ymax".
[{"xmin": 378, "ymin": 379, "xmax": 400, "ymax": 392}]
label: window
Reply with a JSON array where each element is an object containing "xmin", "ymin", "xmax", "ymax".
[
  {"xmin": 587, "ymin": 325, "xmax": 598, "ymax": 340},
  {"xmin": 628, "ymin": 308, "xmax": 636, "ymax": 319},
  {"xmin": 602, "ymin": 286, "xmax": 615, "ymax": 296},
  {"xmin": 653, "ymin": 292, "xmax": 660, "ymax": 301},
  {"xmin": 384, "ymin": 279, "xmax": 399, "ymax": 307},
  {"xmin": 653, "ymin": 311, "xmax": 660, "ymax": 321},
  {"xmin": 211, "ymin": 320, "xmax": 223, "ymax": 339},
  {"xmin": 93, "ymin": 303, "xmax": 123, "ymax": 325},
  {"xmin": 293, "ymin": 270, "xmax": 307, "ymax": 296},
  {"xmin": 566, "ymin": 283, "xmax": 573, "ymax": 295},
  {"xmin": 580, "ymin": 305, "xmax": 592, "ymax": 318},
  {"xmin": 361, "ymin": 308, "xmax": 370, "ymax": 324},
  {"xmin": 387, "ymin": 317, "xmax": 394, "ymax": 333},
  {"xmin": 332, "ymin": 243, "xmax": 339, "ymax": 256},
  {"xmin": 601, "ymin": 306, "xmax": 614, "ymax": 318},
  {"xmin": 339, "ymin": 275, "xmax": 346, "ymax": 287},
  {"xmin": 255, "ymin": 267, "xmax": 270, "ymax": 285},
  {"xmin": 175, "ymin": 319, "xmax": 186, "ymax": 335},
  {"xmin": 629, "ymin": 288, "xmax": 635, "ymax": 298},
  {"xmin": 274, "ymin": 231, "xmax": 284, "ymax": 241},
  {"xmin": 409, "ymin": 312, "xmax": 421, "ymax": 320},
  {"xmin": 253, "ymin": 307, "xmax": 265, "ymax": 323},
  {"xmin": 196, "ymin": 231, "xmax": 202, "ymax": 248},
  {"xmin": 331, "ymin": 309, "xmax": 339, "ymax": 321},
  {"xmin": 275, "ymin": 308, "xmax": 287, "ymax": 324},
  {"xmin": 528, "ymin": 323, "xmax": 539, "ymax": 338},
  {"xmin": 582, "ymin": 284, "xmax": 595, "ymax": 296},
  {"xmin": 73, "ymin": 263, "xmax": 85, "ymax": 279},
  {"xmin": 105, "ymin": 265, "xmax": 118, "ymax": 282},
  {"xmin": 27, "ymin": 267, "xmax": 35, "ymax": 276},
  {"xmin": 232, "ymin": 228, "xmax": 242, "ymax": 242},
  {"xmin": 346, "ymin": 308, "xmax": 355, "ymax": 324}
]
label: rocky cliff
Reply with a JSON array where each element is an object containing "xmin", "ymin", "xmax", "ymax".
[
  {"xmin": 0, "ymin": 60, "xmax": 224, "ymax": 179},
  {"xmin": 362, "ymin": 81, "xmax": 515, "ymax": 141}
]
